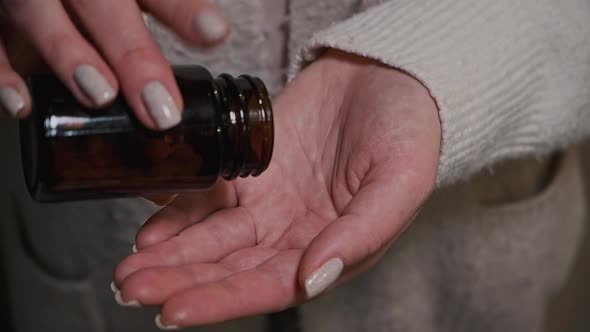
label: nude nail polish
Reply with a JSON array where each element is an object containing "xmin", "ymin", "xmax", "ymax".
[
  {"xmin": 0, "ymin": 87, "xmax": 25, "ymax": 117},
  {"xmin": 115, "ymin": 291, "xmax": 142, "ymax": 308},
  {"xmin": 142, "ymin": 81, "xmax": 182, "ymax": 130},
  {"xmin": 155, "ymin": 314, "xmax": 180, "ymax": 330},
  {"xmin": 110, "ymin": 281, "xmax": 119, "ymax": 293},
  {"xmin": 193, "ymin": 9, "xmax": 228, "ymax": 43},
  {"xmin": 74, "ymin": 65, "xmax": 115, "ymax": 107},
  {"xmin": 305, "ymin": 258, "xmax": 344, "ymax": 299}
]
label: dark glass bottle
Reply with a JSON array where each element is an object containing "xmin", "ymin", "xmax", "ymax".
[{"xmin": 20, "ymin": 67, "xmax": 274, "ymax": 202}]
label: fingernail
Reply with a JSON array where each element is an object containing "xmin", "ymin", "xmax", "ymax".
[
  {"xmin": 132, "ymin": 244, "xmax": 138, "ymax": 253},
  {"xmin": 74, "ymin": 65, "xmax": 116, "ymax": 107},
  {"xmin": 142, "ymin": 81, "xmax": 182, "ymax": 130},
  {"xmin": 0, "ymin": 87, "xmax": 25, "ymax": 117},
  {"xmin": 115, "ymin": 290, "xmax": 142, "ymax": 308},
  {"xmin": 305, "ymin": 258, "xmax": 344, "ymax": 299},
  {"xmin": 110, "ymin": 281, "xmax": 119, "ymax": 293},
  {"xmin": 193, "ymin": 9, "xmax": 228, "ymax": 43},
  {"xmin": 155, "ymin": 314, "xmax": 180, "ymax": 330}
]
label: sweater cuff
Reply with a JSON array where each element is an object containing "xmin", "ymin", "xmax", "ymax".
[{"xmin": 290, "ymin": 0, "xmax": 590, "ymax": 187}]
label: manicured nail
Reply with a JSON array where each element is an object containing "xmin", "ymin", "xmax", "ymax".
[
  {"xmin": 0, "ymin": 87, "xmax": 25, "ymax": 117},
  {"xmin": 115, "ymin": 290, "xmax": 142, "ymax": 308},
  {"xmin": 192, "ymin": 9, "xmax": 228, "ymax": 43},
  {"xmin": 142, "ymin": 81, "xmax": 182, "ymax": 130},
  {"xmin": 305, "ymin": 258, "xmax": 344, "ymax": 299},
  {"xmin": 132, "ymin": 244, "xmax": 138, "ymax": 253},
  {"xmin": 74, "ymin": 65, "xmax": 116, "ymax": 107},
  {"xmin": 155, "ymin": 314, "xmax": 180, "ymax": 330},
  {"xmin": 110, "ymin": 281, "xmax": 119, "ymax": 293}
]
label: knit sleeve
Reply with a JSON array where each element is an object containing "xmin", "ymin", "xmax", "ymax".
[{"xmin": 290, "ymin": 0, "xmax": 590, "ymax": 187}]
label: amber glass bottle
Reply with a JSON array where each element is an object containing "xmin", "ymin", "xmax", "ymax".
[{"xmin": 20, "ymin": 67, "xmax": 274, "ymax": 202}]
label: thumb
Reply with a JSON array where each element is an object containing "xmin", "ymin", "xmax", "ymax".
[{"xmin": 298, "ymin": 172, "xmax": 433, "ymax": 299}]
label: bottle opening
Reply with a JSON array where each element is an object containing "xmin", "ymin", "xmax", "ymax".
[{"xmin": 215, "ymin": 74, "xmax": 274, "ymax": 180}]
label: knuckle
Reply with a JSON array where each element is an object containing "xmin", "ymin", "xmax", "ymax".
[
  {"xmin": 112, "ymin": 46, "xmax": 153, "ymax": 69},
  {"xmin": 45, "ymin": 34, "xmax": 79, "ymax": 68}
]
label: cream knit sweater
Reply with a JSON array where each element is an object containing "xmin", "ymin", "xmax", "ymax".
[
  {"xmin": 297, "ymin": 0, "xmax": 590, "ymax": 186},
  {"xmin": 152, "ymin": 0, "xmax": 590, "ymax": 186}
]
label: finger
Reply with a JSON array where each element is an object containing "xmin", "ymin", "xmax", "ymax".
[
  {"xmin": 67, "ymin": 0, "xmax": 182, "ymax": 130},
  {"xmin": 116, "ymin": 263, "xmax": 232, "ymax": 307},
  {"xmin": 1, "ymin": 22, "xmax": 45, "ymax": 76},
  {"xmin": 136, "ymin": 182, "xmax": 237, "ymax": 249},
  {"xmin": 299, "ymin": 170, "xmax": 435, "ymax": 299},
  {"xmin": 157, "ymin": 250, "xmax": 302, "ymax": 329},
  {"xmin": 139, "ymin": 0, "xmax": 229, "ymax": 47},
  {"xmin": 3, "ymin": 0, "xmax": 118, "ymax": 108},
  {"xmin": 0, "ymin": 37, "xmax": 30, "ymax": 118},
  {"xmin": 117, "ymin": 246, "xmax": 276, "ymax": 306},
  {"xmin": 114, "ymin": 207, "xmax": 256, "ymax": 284}
]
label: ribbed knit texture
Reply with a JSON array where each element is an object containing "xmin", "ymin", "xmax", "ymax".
[{"xmin": 293, "ymin": 0, "xmax": 590, "ymax": 187}]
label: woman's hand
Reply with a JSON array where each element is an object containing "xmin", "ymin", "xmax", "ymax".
[
  {"xmin": 113, "ymin": 50, "xmax": 441, "ymax": 329},
  {"xmin": 0, "ymin": 0, "xmax": 228, "ymax": 129}
]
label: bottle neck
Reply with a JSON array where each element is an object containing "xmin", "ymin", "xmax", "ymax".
[{"xmin": 214, "ymin": 74, "xmax": 274, "ymax": 180}]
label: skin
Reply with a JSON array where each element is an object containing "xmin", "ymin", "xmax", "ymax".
[
  {"xmin": 113, "ymin": 50, "xmax": 442, "ymax": 328},
  {"xmin": 0, "ymin": 0, "xmax": 228, "ymax": 128},
  {"xmin": 0, "ymin": 1, "xmax": 441, "ymax": 326}
]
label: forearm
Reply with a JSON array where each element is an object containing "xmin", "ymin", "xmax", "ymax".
[{"xmin": 294, "ymin": 0, "xmax": 590, "ymax": 186}]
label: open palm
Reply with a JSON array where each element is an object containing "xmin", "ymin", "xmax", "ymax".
[{"xmin": 113, "ymin": 50, "xmax": 441, "ymax": 329}]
